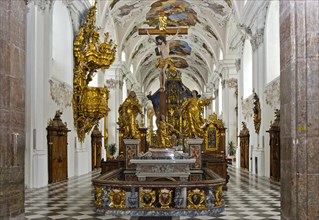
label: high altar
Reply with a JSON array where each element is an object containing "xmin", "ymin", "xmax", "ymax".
[
  {"xmin": 94, "ymin": 74, "xmax": 228, "ymax": 217},
  {"xmin": 74, "ymin": 3, "xmax": 227, "ymax": 217}
]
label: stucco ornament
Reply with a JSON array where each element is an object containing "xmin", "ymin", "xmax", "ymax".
[
  {"xmin": 49, "ymin": 79, "xmax": 72, "ymax": 111},
  {"xmin": 105, "ymin": 78, "xmax": 119, "ymax": 89},
  {"xmin": 225, "ymin": 78, "xmax": 238, "ymax": 89},
  {"xmin": 241, "ymin": 94, "xmax": 254, "ymax": 119},
  {"xmin": 264, "ymin": 78, "xmax": 280, "ymax": 109}
]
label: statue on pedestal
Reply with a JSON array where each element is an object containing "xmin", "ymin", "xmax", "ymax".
[
  {"xmin": 180, "ymin": 90, "xmax": 214, "ymax": 138},
  {"xmin": 118, "ymin": 91, "xmax": 144, "ymax": 139}
]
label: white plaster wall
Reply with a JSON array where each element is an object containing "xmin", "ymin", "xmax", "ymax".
[
  {"xmin": 265, "ymin": 1, "xmax": 280, "ymax": 84},
  {"xmin": 52, "ymin": 1, "xmax": 73, "ymax": 85},
  {"xmin": 262, "ymin": 99, "xmax": 276, "ymax": 178},
  {"xmin": 25, "ymin": 0, "xmax": 91, "ymax": 188}
]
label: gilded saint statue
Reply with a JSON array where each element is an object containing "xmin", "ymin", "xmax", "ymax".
[
  {"xmin": 118, "ymin": 91, "xmax": 144, "ymax": 139},
  {"xmin": 253, "ymin": 92, "xmax": 261, "ymax": 134},
  {"xmin": 155, "ymin": 115, "xmax": 175, "ymax": 148},
  {"xmin": 180, "ymin": 90, "xmax": 215, "ymax": 138},
  {"xmin": 159, "ymin": 12, "xmax": 168, "ymax": 31}
]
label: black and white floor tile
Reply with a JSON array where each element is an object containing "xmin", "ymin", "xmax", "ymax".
[{"xmin": 25, "ymin": 166, "xmax": 280, "ymax": 220}]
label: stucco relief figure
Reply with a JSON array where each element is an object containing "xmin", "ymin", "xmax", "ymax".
[
  {"xmin": 180, "ymin": 90, "xmax": 214, "ymax": 138},
  {"xmin": 118, "ymin": 91, "xmax": 144, "ymax": 139},
  {"xmin": 147, "ymin": 30, "xmax": 180, "ymax": 91}
]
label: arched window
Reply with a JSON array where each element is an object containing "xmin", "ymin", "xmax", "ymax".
[
  {"xmin": 52, "ymin": 1, "xmax": 73, "ymax": 84},
  {"xmin": 130, "ymin": 64, "xmax": 134, "ymax": 74},
  {"xmin": 266, "ymin": 1, "xmax": 280, "ymax": 83},
  {"xmin": 243, "ymin": 39, "xmax": 253, "ymax": 99}
]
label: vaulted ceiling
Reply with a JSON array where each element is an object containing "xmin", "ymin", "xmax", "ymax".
[{"xmin": 100, "ymin": 0, "xmax": 233, "ymax": 93}]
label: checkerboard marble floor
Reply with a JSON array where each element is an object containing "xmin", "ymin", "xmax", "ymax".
[{"xmin": 25, "ymin": 166, "xmax": 280, "ymax": 220}]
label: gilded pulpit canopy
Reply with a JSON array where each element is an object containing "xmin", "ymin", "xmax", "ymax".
[{"xmin": 72, "ymin": 2, "xmax": 116, "ymax": 142}]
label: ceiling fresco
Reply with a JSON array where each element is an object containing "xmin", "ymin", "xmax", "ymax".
[
  {"xmin": 146, "ymin": 0, "xmax": 199, "ymax": 27},
  {"xmin": 171, "ymin": 57, "xmax": 189, "ymax": 69},
  {"xmin": 103, "ymin": 0, "xmax": 233, "ymax": 92},
  {"xmin": 169, "ymin": 40, "xmax": 192, "ymax": 56}
]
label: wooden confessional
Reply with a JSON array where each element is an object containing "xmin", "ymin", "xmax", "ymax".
[
  {"xmin": 238, "ymin": 122, "xmax": 250, "ymax": 170},
  {"xmin": 91, "ymin": 125, "xmax": 102, "ymax": 170},
  {"xmin": 47, "ymin": 111, "xmax": 70, "ymax": 183},
  {"xmin": 267, "ymin": 110, "xmax": 280, "ymax": 181}
]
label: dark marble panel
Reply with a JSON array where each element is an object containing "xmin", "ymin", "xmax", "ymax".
[
  {"xmin": 281, "ymin": 103, "xmax": 296, "ymax": 137},
  {"xmin": 280, "ymin": 5, "xmax": 292, "ymax": 43},
  {"xmin": 0, "ymin": 108, "xmax": 10, "ymax": 127},
  {"xmin": 0, "ymin": 9, "xmax": 10, "ymax": 41},
  {"xmin": 296, "ymin": 173, "xmax": 308, "ymax": 219},
  {"xmin": 306, "ymin": 33, "xmax": 319, "ymax": 58},
  {"xmin": 308, "ymin": 174, "xmax": 319, "ymax": 219},
  {"xmin": 295, "ymin": 1, "xmax": 306, "ymax": 37},
  {"xmin": 0, "ymin": 40, "xmax": 11, "ymax": 76},
  {"xmin": 307, "ymin": 136, "xmax": 319, "ymax": 174},
  {"xmin": 0, "ymin": 1, "xmax": 25, "ymax": 219},
  {"xmin": 305, "ymin": 0, "xmax": 319, "ymax": 33},
  {"xmin": 296, "ymin": 136, "xmax": 307, "ymax": 174},
  {"xmin": 9, "ymin": 78, "xmax": 25, "ymax": 111},
  {"xmin": 280, "ymin": 39, "xmax": 295, "ymax": 68},
  {"xmin": 306, "ymin": 101, "xmax": 319, "ymax": 137},
  {"xmin": 0, "ymin": 75, "xmax": 10, "ymax": 108},
  {"xmin": 280, "ymin": 64, "xmax": 294, "ymax": 105},
  {"xmin": 306, "ymin": 58, "xmax": 319, "ymax": 100},
  {"xmin": 9, "ymin": 110, "xmax": 25, "ymax": 131}
]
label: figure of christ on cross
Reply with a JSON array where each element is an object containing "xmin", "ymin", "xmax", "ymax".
[{"xmin": 139, "ymin": 27, "xmax": 188, "ymax": 92}]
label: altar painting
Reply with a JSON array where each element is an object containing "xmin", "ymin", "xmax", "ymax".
[{"xmin": 205, "ymin": 123, "xmax": 219, "ymax": 152}]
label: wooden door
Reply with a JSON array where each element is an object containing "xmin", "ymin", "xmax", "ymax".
[
  {"xmin": 49, "ymin": 135, "xmax": 68, "ymax": 183},
  {"xmin": 240, "ymin": 137, "xmax": 249, "ymax": 170},
  {"xmin": 244, "ymin": 140, "xmax": 249, "ymax": 170},
  {"xmin": 47, "ymin": 111, "xmax": 69, "ymax": 184}
]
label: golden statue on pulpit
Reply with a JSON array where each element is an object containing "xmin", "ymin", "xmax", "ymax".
[{"xmin": 118, "ymin": 91, "xmax": 144, "ymax": 139}]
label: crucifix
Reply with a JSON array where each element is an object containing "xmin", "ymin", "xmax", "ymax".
[
  {"xmin": 139, "ymin": 13, "xmax": 188, "ymax": 118},
  {"xmin": 138, "ymin": 13, "xmax": 188, "ymax": 92}
]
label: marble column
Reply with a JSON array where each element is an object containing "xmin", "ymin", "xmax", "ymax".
[
  {"xmin": 0, "ymin": 0, "xmax": 26, "ymax": 219},
  {"xmin": 280, "ymin": 1, "xmax": 319, "ymax": 219}
]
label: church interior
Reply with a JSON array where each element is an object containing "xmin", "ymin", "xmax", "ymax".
[{"xmin": 1, "ymin": 0, "xmax": 318, "ymax": 219}]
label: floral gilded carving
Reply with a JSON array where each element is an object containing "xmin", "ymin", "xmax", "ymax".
[
  {"xmin": 264, "ymin": 78, "xmax": 280, "ymax": 109},
  {"xmin": 253, "ymin": 93, "xmax": 261, "ymax": 134},
  {"xmin": 49, "ymin": 79, "xmax": 72, "ymax": 111}
]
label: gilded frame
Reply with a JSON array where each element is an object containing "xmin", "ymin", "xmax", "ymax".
[{"xmin": 205, "ymin": 123, "xmax": 219, "ymax": 151}]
